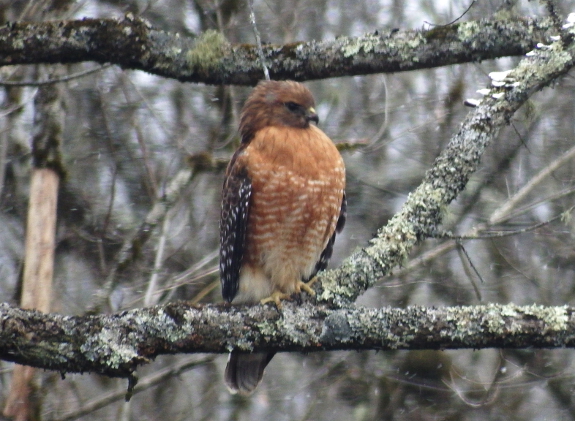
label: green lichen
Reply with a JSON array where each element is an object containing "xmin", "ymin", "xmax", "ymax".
[
  {"xmin": 342, "ymin": 34, "xmax": 381, "ymax": 58},
  {"xmin": 521, "ymin": 304, "xmax": 569, "ymax": 332},
  {"xmin": 406, "ymin": 36, "xmax": 424, "ymax": 50},
  {"xmin": 257, "ymin": 320, "xmax": 277, "ymax": 337},
  {"xmin": 12, "ymin": 38, "xmax": 24, "ymax": 50},
  {"xmin": 185, "ymin": 30, "xmax": 229, "ymax": 69},
  {"xmin": 456, "ymin": 20, "xmax": 483, "ymax": 42}
]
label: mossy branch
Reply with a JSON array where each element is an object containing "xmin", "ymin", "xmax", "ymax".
[
  {"xmin": 1, "ymin": 302, "xmax": 575, "ymax": 378},
  {"xmin": 0, "ymin": 16, "xmax": 554, "ymax": 85}
]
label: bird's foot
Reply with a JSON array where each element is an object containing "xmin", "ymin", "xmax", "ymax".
[
  {"xmin": 260, "ymin": 291, "xmax": 292, "ymax": 308},
  {"xmin": 296, "ymin": 277, "xmax": 317, "ymax": 296},
  {"xmin": 260, "ymin": 278, "xmax": 319, "ymax": 308}
]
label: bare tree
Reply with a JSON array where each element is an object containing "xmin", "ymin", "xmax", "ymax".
[{"xmin": 1, "ymin": 1, "xmax": 575, "ymax": 420}]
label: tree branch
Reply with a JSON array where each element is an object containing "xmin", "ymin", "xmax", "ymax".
[
  {"xmin": 1, "ymin": 301, "xmax": 574, "ymax": 379},
  {"xmin": 1, "ymin": 14, "xmax": 574, "ymax": 381},
  {"xmin": 0, "ymin": 16, "xmax": 554, "ymax": 85},
  {"xmin": 316, "ymin": 17, "xmax": 575, "ymax": 307}
]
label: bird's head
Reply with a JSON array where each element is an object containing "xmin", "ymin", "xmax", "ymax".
[{"xmin": 239, "ymin": 80, "xmax": 319, "ymax": 143}]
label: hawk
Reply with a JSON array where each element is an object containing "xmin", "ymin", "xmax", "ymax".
[{"xmin": 220, "ymin": 80, "xmax": 346, "ymax": 395}]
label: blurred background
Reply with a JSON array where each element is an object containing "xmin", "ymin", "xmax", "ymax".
[{"xmin": 1, "ymin": 0, "xmax": 575, "ymax": 420}]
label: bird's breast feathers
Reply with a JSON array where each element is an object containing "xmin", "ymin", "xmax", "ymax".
[
  {"xmin": 245, "ymin": 125, "xmax": 344, "ymax": 178},
  {"xmin": 233, "ymin": 125, "xmax": 345, "ymax": 302}
]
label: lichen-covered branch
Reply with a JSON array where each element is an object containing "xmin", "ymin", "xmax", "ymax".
[
  {"xmin": 2, "ymin": 13, "xmax": 575, "ymax": 382},
  {"xmin": 0, "ymin": 16, "xmax": 554, "ymax": 85},
  {"xmin": 316, "ymin": 18, "xmax": 575, "ymax": 307},
  {"xmin": 1, "ymin": 301, "xmax": 574, "ymax": 378}
]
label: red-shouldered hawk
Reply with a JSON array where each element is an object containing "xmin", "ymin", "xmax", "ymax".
[{"xmin": 220, "ymin": 80, "xmax": 346, "ymax": 395}]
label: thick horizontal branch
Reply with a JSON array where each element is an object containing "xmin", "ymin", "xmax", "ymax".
[
  {"xmin": 0, "ymin": 16, "xmax": 554, "ymax": 85},
  {"xmin": 316, "ymin": 17, "xmax": 575, "ymax": 306},
  {"xmin": 1, "ymin": 301, "xmax": 574, "ymax": 378}
]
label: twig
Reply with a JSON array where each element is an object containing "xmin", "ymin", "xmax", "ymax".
[
  {"xmin": 439, "ymin": 207, "xmax": 574, "ymax": 240},
  {"xmin": 456, "ymin": 241, "xmax": 483, "ymax": 302},
  {"xmin": 247, "ymin": 0, "xmax": 270, "ymax": 81},
  {"xmin": 489, "ymin": 143, "xmax": 575, "ymax": 225},
  {"xmin": 0, "ymin": 64, "xmax": 113, "ymax": 87},
  {"xmin": 55, "ymin": 357, "xmax": 215, "ymax": 421},
  {"xmin": 87, "ymin": 168, "xmax": 194, "ymax": 313},
  {"xmin": 424, "ymin": 0, "xmax": 476, "ymax": 27},
  {"xmin": 399, "ymin": 143, "xmax": 575, "ymax": 277},
  {"xmin": 143, "ymin": 212, "xmax": 171, "ymax": 307}
]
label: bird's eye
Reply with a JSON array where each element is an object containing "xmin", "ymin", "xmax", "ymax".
[{"xmin": 285, "ymin": 102, "xmax": 300, "ymax": 112}]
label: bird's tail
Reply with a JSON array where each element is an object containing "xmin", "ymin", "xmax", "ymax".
[{"xmin": 225, "ymin": 351, "xmax": 275, "ymax": 395}]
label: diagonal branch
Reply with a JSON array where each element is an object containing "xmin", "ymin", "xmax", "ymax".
[
  {"xmin": 316, "ymin": 20, "xmax": 575, "ymax": 306},
  {"xmin": 0, "ymin": 16, "xmax": 554, "ymax": 85}
]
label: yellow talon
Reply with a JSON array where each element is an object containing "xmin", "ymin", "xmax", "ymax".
[
  {"xmin": 260, "ymin": 291, "xmax": 291, "ymax": 308},
  {"xmin": 260, "ymin": 277, "xmax": 319, "ymax": 308},
  {"xmin": 297, "ymin": 277, "xmax": 317, "ymax": 296}
]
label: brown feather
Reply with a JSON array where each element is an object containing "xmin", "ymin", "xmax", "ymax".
[
  {"xmin": 239, "ymin": 80, "xmax": 317, "ymax": 143},
  {"xmin": 220, "ymin": 80, "xmax": 346, "ymax": 395}
]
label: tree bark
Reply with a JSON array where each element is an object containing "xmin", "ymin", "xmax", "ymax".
[
  {"xmin": 0, "ymin": 16, "xmax": 555, "ymax": 85},
  {"xmin": 4, "ymin": 83, "xmax": 63, "ymax": 421},
  {"xmin": 1, "ymin": 302, "xmax": 574, "ymax": 379}
]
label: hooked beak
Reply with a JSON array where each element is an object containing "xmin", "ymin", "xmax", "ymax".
[{"xmin": 307, "ymin": 107, "xmax": 319, "ymax": 124}]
